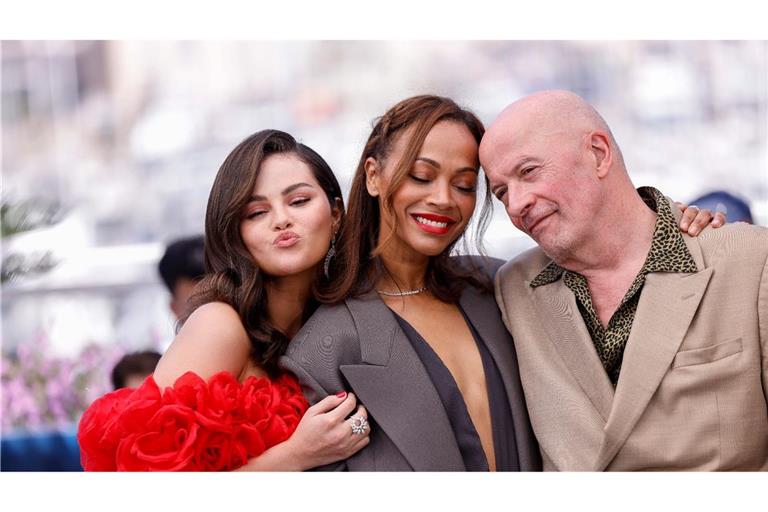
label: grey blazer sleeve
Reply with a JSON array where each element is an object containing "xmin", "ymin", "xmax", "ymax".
[
  {"xmin": 279, "ymin": 302, "xmax": 360, "ymax": 404},
  {"xmin": 278, "ymin": 303, "xmax": 361, "ymax": 472}
]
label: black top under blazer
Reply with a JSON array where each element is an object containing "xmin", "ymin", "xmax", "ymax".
[{"xmin": 279, "ymin": 256, "xmax": 541, "ymax": 471}]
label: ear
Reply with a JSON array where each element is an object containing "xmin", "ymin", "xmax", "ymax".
[
  {"xmin": 331, "ymin": 197, "xmax": 343, "ymax": 233},
  {"xmin": 589, "ymin": 131, "xmax": 612, "ymax": 179},
  {"xmin": 364, "ymin": 157, "xmax": 381, "ymax": 197}
]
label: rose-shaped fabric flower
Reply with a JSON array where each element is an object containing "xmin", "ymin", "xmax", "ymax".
[
  {"xmin": 77, "ymin": 387, "xmax": 135, "ymax": 471},
  {"xmin": 116, "ymin": 404, "xmax": 200, "ymax": 471},
  {"xmin": 77, "ymin": 371, "xmax": 308, "ymax": 471}
]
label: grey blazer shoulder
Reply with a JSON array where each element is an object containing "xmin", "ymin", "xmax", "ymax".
[
  {"xmin": 281, "ymin": 300, "xmax": 363, "ymax": 404},
  {"xmin": 279, "ymin": 254, "xmax": 541, "ymax": 471}
]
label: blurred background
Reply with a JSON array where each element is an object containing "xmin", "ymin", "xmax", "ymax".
[{"xmin": 1, "ymin": 40, "xmax": 767, "ymax": 470}]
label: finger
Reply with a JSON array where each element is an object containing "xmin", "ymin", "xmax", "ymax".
[
  {"xmin": 346, "ymin": 407, "xmax": 371, "ymax": 442},
  {"xmin": 306, "ymin": 391, "xmax": 351, "ymax": 415},
  {"xmin": 350, "ymin": 433, "xmax": 371, "ymax": 453},
  {"xmin": 674, "ymin": 201, "xmax": 688, "ymax": 211},
  {"xmin": 352, "ymin": 404, "xmax": 368, "ymax": 421},
  {"xmin": 344, "ymin": 405, "xmax": 370, "ymax": 435},
  {"xmin": 344, "ymin": 431, "xmax": 371, "ymax": 458},
  {"xmin": 688, "ymin": 208, "xmax": 714, "ymax": 235},
  {"xmin": 678, "ymin": 206, "xmax": 698, "ymax": 232},
  {"xmin": 713, "ymin": 211, "xmax": 726, "ymax": 227},
  {"xmin": 326, "ymin": 392, "xmax": 358, "ymax": 423}
]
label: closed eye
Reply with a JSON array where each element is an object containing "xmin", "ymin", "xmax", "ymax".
[
  {"xmin": 409, "ymin": 174, "xmax": 430, "ymax": 184},
  {"xmin": 455, "ymin": 183, "xmax": 476, "ymax": 193},
  {"xmin": 247, "ymin": 210, "xmax": 267, "ymax": 219},
  {"xmin": 290, "ymin": 197, "xmax": 311, "ymax": 207}
]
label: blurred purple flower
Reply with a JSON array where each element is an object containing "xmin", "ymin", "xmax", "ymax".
[{"xmin": 1, "ymin": 339, "xmax": 133, "ymax": 434}]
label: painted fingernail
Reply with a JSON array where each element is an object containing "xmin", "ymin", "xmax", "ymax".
[{"xmin": 336, "ymin": 391, "xmax": 347, "ymax": 398}]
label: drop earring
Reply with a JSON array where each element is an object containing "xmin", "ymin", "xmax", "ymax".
[{"xmin": 323, "ymin": 237, "xmax": 336, "ymax": 278}]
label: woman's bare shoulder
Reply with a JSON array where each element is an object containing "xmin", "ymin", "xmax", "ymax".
[{"xmin": 153, "ymin": 301, "xmax": 253, "ymax": 388}]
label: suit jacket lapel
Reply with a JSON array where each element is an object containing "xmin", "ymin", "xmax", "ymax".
[
  {"xmin": 459, "ymin": 284, "xmax": 539, "ymax": 469},
  {"xmin": 593, "ymin": 238, "xmax": 713, "ymax": 470},
  {"xmin": 529, "ymin": 278, "xmax": 615, "ymax": 423},
  {"xmin": 460, "ymin": 285, "xmax": 518, "ymax": 389},
  {"xmin": 340, "ymin": 293, "xmax": 465, "ymax": 471}
]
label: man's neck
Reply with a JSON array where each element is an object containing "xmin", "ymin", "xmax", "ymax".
[{"xmin": 560, "ymin": 191, "xmax": 657, "ymax": 282}]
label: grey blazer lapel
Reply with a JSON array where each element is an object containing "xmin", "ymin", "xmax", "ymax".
[
  {"xmin": 459, "ymin": 284, "xmax": 539, "ymax": 469},
  {"xmin": 340, "ymin": 294, "xmax": 465, "ymax": 471}
]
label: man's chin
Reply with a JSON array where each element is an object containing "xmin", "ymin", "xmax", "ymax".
[{"xmin": 537, "ymin": 240, "xmax": 570, "ymax": 265}]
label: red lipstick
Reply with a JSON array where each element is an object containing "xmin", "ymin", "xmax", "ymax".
[{"xmin": 411, "ymin": 213, "xmax": 456, "ymax": 235}]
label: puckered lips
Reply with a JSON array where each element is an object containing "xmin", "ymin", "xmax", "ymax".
[
  {"xmin": 273, "ymin": 231, "xmax": 300, "ymax": 248},
  {"xmin": 410, "ymin": 212, "xmax": 457, "ymax": 235}
]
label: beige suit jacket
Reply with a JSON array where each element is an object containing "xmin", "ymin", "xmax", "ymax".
[{"xmin": 495, "ymin": 209, "xmax": 768, "ymax": 471}]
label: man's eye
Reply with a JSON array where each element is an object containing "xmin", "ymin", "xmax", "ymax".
[{"xmin": 520, "ymin": 167, "xmax": 535, "ymax": 176}]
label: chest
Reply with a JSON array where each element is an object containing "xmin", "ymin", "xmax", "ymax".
[
  {"xmin": 583, "ymin": 275, "xmax": 641, "ymax": 329},
  {"xmin": 388, "ymin": 299, "xmax": 486, "ymax": 396}
]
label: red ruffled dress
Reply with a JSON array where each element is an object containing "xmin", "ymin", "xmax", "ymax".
[{"xmin": 77, "ymin": 371, "xmax": 308, "ymax": 471}]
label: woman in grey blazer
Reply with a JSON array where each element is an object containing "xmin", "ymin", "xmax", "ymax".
[{"xmin": 280, "ymin": 95, "xmax": 541, "ymax": 471}]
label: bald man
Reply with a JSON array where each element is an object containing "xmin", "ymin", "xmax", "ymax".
[{"xmin": 480, "ymin": 91, "xmax": 768, "ymax": 471}]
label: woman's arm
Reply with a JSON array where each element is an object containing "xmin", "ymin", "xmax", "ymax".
[{"xmin": 153, "ymin": 302, "xmax": 252, "ymax": 388}]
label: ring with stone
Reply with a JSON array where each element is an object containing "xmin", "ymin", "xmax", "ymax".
[{"xmin": 350, "ymin": 415, "xmax": 369, "ymax": 435}]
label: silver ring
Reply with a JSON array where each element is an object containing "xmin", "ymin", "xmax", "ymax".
[
  {"xmin": 689, "ymin": 204, "xmax": 699, "ymax": 210},
  {"xmin": 350, "ymin": 415, "xmax": 369, "ymax": 435}
]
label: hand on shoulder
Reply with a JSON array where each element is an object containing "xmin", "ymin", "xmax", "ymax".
[{"xmin": 153, "ymin": 301, "xmax": 252, "ymax": 388}]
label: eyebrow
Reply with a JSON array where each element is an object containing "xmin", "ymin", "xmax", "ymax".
[
  {"xmin": 249, "ymin": 182, "xmax": 314, "ymax": 202},
  {"xmin": 513, "ymin": 157, "xmax": 537, "ymax": 173},
  {"xmin": 415, "ymin": 157, "xmax": 479, "ymax": 174}
]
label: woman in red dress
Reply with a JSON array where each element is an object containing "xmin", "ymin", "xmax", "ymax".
[{"xmin": 78, "ymin": 130, "xmax": 370, "ymax": 471}]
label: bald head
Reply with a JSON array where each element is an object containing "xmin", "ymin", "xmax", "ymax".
[
  {"xmin": 479, "ymin": 90, "xmax": 641, "ymax": 264},
  {"xmin": 480, "ymin": 90, "xmax": 622, "ymax": 172}
]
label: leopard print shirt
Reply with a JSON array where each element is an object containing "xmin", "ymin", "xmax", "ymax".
[{"xmin": 529, "ymin": 187, "xmax": 698, "ymax": 385}]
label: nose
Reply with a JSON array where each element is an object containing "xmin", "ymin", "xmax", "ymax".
[
  {"xmin": 505, "ymin": 184, "xmax": 534, "ymax": 222},
  {"xmin": 271, "ymin": 204, "xmax": 293, "ymax": 230},
  {"xmin": 426, "ymin": 179, "xmax": 453, "ymax": 209}
]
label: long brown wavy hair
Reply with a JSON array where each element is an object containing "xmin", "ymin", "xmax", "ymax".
[
  {"xmin": 183, "ymin": 129, "xmax": 344, "ymax": 376},
  {"xmin": 319, "ymin": 95, "xmax": 493, "ymax": 304}
]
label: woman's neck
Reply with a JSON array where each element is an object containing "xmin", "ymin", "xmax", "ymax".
[
  {"xmin": 377, "ymin": 240, "xmax": 430, "ymax": 293},
  {"xmin": 265, "ymin": 269, "xmax": 314, "ymax": 338}
]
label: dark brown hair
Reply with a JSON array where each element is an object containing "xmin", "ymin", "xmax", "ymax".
[
  {"xmin": 111, "ymin": 351, "xmax": 162, "ymax": 390},
  {"xmin": 183, "ymin": 129, "xmax": 344, "ymax": 376},
  {"xmin": 320, "ymin": 95, "xmax": 493, "ymax": 304}
]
